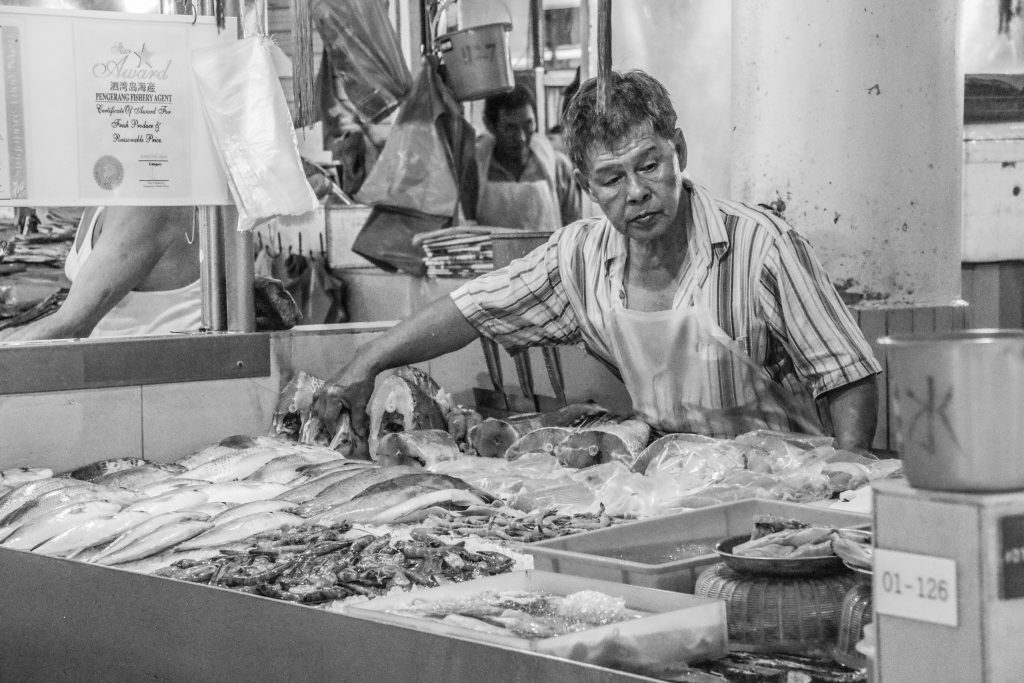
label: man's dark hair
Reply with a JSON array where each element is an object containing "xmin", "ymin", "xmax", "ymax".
[
  {"xmin": 483, "ymin": 84, "xmax": 537, "ymax": 130},
  {"xmin": 561, "ymin": 70, "xmax": 678, "ymax": 174}
]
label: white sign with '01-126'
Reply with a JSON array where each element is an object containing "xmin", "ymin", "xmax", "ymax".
[{"xmin": 874, "ymin": 548, "xmax": 959, "ymax": 627}]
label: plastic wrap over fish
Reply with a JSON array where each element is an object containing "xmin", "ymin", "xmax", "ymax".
[{"xmin": 633, "ymin": 433, "xmax": 746, "ymax": 485}]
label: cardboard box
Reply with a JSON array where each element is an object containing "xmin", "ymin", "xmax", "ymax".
[{"xmin": 874, "ymin": 479, "xmax": 1024, "ymax": 682}]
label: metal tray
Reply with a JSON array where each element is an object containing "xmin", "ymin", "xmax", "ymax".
[{"xmin": 714, "ymin": 534, "xmax": 848, "ymax": 577}]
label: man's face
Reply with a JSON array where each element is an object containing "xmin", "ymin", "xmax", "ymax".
[
  {"xmin": 575, "ymin": 127, "xmax": 687, "ymax": 242},
  {"xmin": 492, "ymin": 104, "xmax": 536, "ymax": 164}
]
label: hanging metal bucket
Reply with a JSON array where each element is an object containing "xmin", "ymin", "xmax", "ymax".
[
  {"xmin": 435, "ymin": 23, "xmax": 515, "ymax": 101},
  {"xmin": 879, "ymin": 329, "xmax": 1024, "ymax": 492}
]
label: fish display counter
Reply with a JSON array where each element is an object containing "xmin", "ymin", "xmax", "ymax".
[
  {"xmin": 0, "ymin": 546, "xmax": 668, "ymax": 682},
  {"xmin": 0, "ymin": 327, "xmax": 680, "ymax": 682},
  {"xmin": 0, "ymin": 326, "xmax": 891, "ymax": 680}
]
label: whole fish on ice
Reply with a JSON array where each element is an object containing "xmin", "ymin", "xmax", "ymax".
[
  {"xmin": 295, "ymin": 466, "xmax": 420, "ymax": 518},
  {"xmin": 94, "ymin": 518, "xmax": 215, "ymax": 566},
  {"xmin": 34, "ymin": 510, "xmax": 152, "ymax": 558},
  {"xmin": 137, "ymin": 478, "xmax": 212, "ymax": 498},
  {"xmin": 2, "ymin": 500, "xmax": 123, "ymax": 551},
  {"xmin": 174, "ymin": 435, "xmax": 258, "ymax": 470},
  {"xmin": 185, "ymin": 446, "xmax": 300, "ymax": 483},
  {"xmin": 122, "ymin": 488, "xmax": 210, "ymax": 516},
  {"xmin": 377, "ymin": 489, "xmax": 488, "ymax": 524},
  {"xmin": 86, "ymin": 510, "xmax": 212, "ymax": 564},
  {"xmin": 176, "ymin": 511, "xmax": 304, "ymax": 551},
  {"xmin": 305, "ymin": 473, "xmax": 485, "ymax": 525},
  {"xmin": 93, "ymin": 463, "xmax": 187, "ymax": 490},
  {"xmin": 193, "ymin": 482, "xmax": 289, "ymax": 504},
  {"xmin": 0, "ymin": 478, "xmax": 87, "ymax": 524},
  {"xmin": 290, "ymin": 460, "xmax": 375, "ymax": 481},
  {"xmin": 211, "ymin": 499, "xmax": 298, "ymax": 525},
  {"xmin": 274, "ymin": 466, "xmax": 378, "ymax": 505},
  {"xmin": 244, "ymin": 453, "xmax": 338, "ymax": 485},
  {"xmin": 63, "ymin": 458, "xmax": 147, "ymax": 482},
  {"xmin": 2, "ymin": 481, "xmax": 135, "ymax": 529}
]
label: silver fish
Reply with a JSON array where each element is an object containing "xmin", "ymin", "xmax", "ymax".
[
  {"xmin": 274, "ymin": 467, "xmax": 375, "ymax": 505},
  {"xmin": 295, "ymin": 466, "xmax": 419, "ymax": 518},
  {"xmin": 0, "ymin": 467, "xmax": 53, "ymax": 487},
  {"xmin": 63, "ymin": 458, "xmax": 148, "ymax": 482},
  {"xmin": 307, "ymin": 472, "xmax": 486, "ymax": 525},
  {"xmin": 2, "ymin": 482, "xmax": 135, "ymax": 528},
  {"xmin": 290, "ymin": 460, "xmax": 375, "ymax": 482},
  {"xmin": 194, "ymin": 482, "xmax": 289, "ymax": 504},
  {"xmin": 173, "ymin": 434, "xmax": 283, "ymax": 470},
  {"xmin": 136, "ymin": 478, "xmax": 212, "ymax": 498},
  {"xmin": 211, "ymin": 499, "xmax": 298, "ymax": 525},
  {"xmin": 93, "ymin": 463, "xmax": 187, "ymax": 490},
  {"xmin": 175, "ymin": 446, "xmax": 243, "ymax": 471},
  {"xmin": 94, "ymin": 519, "xmax": 214, "ymax": 566},
  {"xmin": 190, "ymin": 502, "xmax": 232, "ymax": 518},
  {"xmin": 176, "ymin": 511, "xmax": 304, "ymax": 550},
  {"xmin": 244, "ymin": 454, "xmax": 327, "ymax": 485},
  {"xmin": 89, "ymin": 510, "xmax": 211, "ymax": 564},
  {"xmin": 0, "ymin": 478, "xmax": 84, "ymax": 524},
  {"xmin": 375, "ymin": 489, "xmax": 487, "ymax": 524},
  {"xmin": 185, "ymin": 446, "xmax": 298, "ymax": 483},
  {"xmin": 122, "ymin": 488, "xmax": 209, "ymax": 516},
  {"xmin": 307, "ymin": 487, "xmax": 425, "ymax": 525},
  {"xmin": 2, "ymin": 500, "xmax": 123, "ymax": 550},
  {"xmin": 34, "ymin": 510, "xmax": 152, "ymax": 557}
]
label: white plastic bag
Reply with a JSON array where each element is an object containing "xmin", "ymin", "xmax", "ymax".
[{"xmin": 191, "ymin": 36, "xmax": 318, "ymax": 231}]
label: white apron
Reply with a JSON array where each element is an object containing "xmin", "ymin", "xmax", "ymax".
[
  {"xmin": 604, "ymin": 290, "xmax": 822, "ymax": 438},
  {"xmin": 475, "ymin": 134, "xmax": 562, "ymax": 231},
  {"xmin": 65, "ymin": 208, "xmax": 203, "ymax": 338}
]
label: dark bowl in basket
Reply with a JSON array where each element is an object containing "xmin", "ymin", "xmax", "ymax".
[{"xmin": 714, "ymin": 534, "xmax": 848, "ymax": 577}]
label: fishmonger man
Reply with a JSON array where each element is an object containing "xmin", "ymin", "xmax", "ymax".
[{"xmin": 315, "ymin": 70, "xmax": 881, "ymax": 453}]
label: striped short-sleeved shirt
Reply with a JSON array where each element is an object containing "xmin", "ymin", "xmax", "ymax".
[{"xmin": 451, "ymin": 181, "xmax": 881, "ymax": 402}]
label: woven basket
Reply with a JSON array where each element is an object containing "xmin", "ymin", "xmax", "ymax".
[{"xmin": 695, "ymin": 563, "xmax": 858, "ymax": 657}]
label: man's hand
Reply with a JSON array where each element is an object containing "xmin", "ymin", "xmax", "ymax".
[
  {"xmin": 314, "ymin": 356, "xmax": 379, "ymax": 459},
  {"xmin": 311, "ymin": 295, "xmax": 483, "ymax": 457}
]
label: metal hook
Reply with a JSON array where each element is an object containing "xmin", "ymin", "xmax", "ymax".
[
  {"xmin": 180, "ymin": 0, "xmax": 198, "ymax": 25},
  {"xmin": 185, "ymin": 210, "xmax": 196, "ymax": 245}
]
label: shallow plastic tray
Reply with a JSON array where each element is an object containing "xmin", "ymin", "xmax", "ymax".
[
  {"xmin": 343, "ymin": 569, "xmax": 728, "ymax": 675},
  {"xmin": 526, "ymin": 499, "xmax": 870, "ymax": 593}
]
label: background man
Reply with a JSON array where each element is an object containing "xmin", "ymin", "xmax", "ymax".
[{"xmin": 475, "ymin": 84, "xmax": 581, "ymax": 230}]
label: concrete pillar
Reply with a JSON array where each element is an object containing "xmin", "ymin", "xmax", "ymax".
[
  {"xmin": 731, "ymin": 1, "xmax": 963, "ymax": 307},
  {"xmin": 612, "ymin": 0, "xmax": 733, "ymax": 196}
]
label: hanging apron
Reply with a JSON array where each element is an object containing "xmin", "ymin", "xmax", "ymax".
[{"xmin": 475, "ymin": 134, "xmax": 562, "ymax": 230}]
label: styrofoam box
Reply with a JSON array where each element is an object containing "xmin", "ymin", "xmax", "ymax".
[
  {"xmin": 343, "ymin": 570, "xmax": 728, "ymax": 673},
  {"xmin": 527, "ymin": 499, "xmax": 870, "ymax": 594}
]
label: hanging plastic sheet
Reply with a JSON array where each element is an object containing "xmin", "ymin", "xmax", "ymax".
[
  {"xmin": 191, "ymin": 36, "xmax": 319, "ymax": 232},
  {"xmin": 352, "ymin": 56, "xmax": 477, "ymax": 274},
  {"xmin": 357, "ymin": 57, "xmax": 477, "ymax": 218},
  {"xmin": 311, "ymin": 0, "xmax": 412, "ymax": 124}
]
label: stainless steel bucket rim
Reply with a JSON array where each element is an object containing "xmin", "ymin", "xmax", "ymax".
[{"xmin": 878, "ymin": 328, "xmax": 1024, "ymax": 347}]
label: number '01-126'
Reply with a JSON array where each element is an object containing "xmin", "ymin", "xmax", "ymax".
[{"xmin": 881, "ymin": 570, "xmax": 950, "ymax": 602}]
